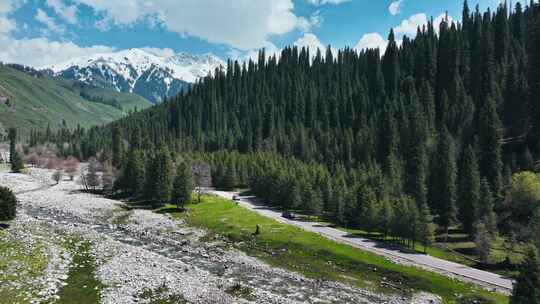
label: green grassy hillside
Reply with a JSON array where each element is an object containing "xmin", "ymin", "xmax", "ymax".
[{"xmin": 0, "ymin": 65, "xmax": 152, "ymax": 135}]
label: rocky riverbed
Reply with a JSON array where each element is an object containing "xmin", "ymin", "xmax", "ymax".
[{"xmin": 0, "ymin": 168, "xmax": 441, "ymax": 304}]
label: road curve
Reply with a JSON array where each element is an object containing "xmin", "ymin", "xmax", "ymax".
[{"xmin": 209, "ymin": 190, "xmax": 514, "ymax": 295}]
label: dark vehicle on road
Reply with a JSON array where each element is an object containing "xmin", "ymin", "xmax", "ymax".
[
  {"xmin": 232, "ymin": 195, "xmax": 240, "ymax": 201},
  {"xmin": 282, "ymin": 211, "xmax": 295, "ymax": 219}
]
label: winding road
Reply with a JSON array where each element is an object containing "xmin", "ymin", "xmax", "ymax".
[{"xmin": 210, "ymin": 190, "xmax": 514, "ymax": 295}]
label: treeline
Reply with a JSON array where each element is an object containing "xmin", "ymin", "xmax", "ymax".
[
  {"xmin": 29, "ymin": 2, "xmax": 540, "ymax": 247},
  {"xmin": 204, "ymin": 151, "xmax": 435, "ymax": 249},
  {"xmin": 79, "ymin": 91, "xmax": 122, "ymax": 109}
]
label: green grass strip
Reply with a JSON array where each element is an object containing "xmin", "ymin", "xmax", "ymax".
[{"xmin": 162, "ymin": 195, "xmax": 508, "ymax": 304}]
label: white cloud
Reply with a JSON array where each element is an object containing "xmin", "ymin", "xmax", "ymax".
[
  {"xmin": 306, "ymin": 0, "xmax": 350, "ymax": 5},
  {"xmin": 0, "ymin": 0, "xmax": 24, "ymax": 15},
  {"xmin": 309, "ymin": 10, "xmax": 323, "ymax": 29},
  {"xmin": 229, "ymin": 32, "xmax": 335, "ymax": 64},
  {"xmin": 0, "ymin": 36, "xmax": 114, "ymax": 67},
  {"xmin": 140, "ymin": 47, "xmax": 176, "ymax": 58},
  {"xmin": 294, "ymin": 33, "xmax": 326, "ymax": 52},
  {"xmin": 0, "ymin": 16, "xmax": 16, "ymax": 34},
  {"xmin": 228, "ymin": 41, "xmax": 282, "ymax": 63},
  {"xmin": 0, "ymin": 0, "xmax": 113, "ymax": 67},
  {"xmin": 35, "ymin": 9, "xmax": 65, "ymax": 34},
  {"xmin": 354, "ymin": 33, "xmax": 388, "ymax": 53},
  {"xmin": 74, "ymin": 0, "xmax": 315, "ymax": 50},
  {"xmin": 45, "ymin": 0, "xmax": 78, "ymax": 24},
  {"xmin": 354, "ymin": 11, "xmax": 453, "ymax": 55},
  {"xmin": 388, "ymin": 0, "xmax": 404, "ymax": 15},
  {"xmin": 393, "ymin": 13, "xmax": 427, "ymax": 36}
]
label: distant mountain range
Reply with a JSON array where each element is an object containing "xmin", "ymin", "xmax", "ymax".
[{"xmin": 42, "ymin": 48, "xmax": 225, "ymax": 103}]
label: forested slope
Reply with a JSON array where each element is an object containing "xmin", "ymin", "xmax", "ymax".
[
  {"xmin": 0, "ymin": 64, "xmax": 152, "ymax": 137},
  {"xmin": 35, "ymin": 1, "xmax": 540, "ymax": 260}
]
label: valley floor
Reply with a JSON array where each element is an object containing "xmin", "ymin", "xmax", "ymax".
[
  {"xmin": 0, "ymin": 168, "xmax": 433, "ymax": 304},
  {"xmin": 210, "ymin": 191, "xmax": 514, "ymax": 295}
]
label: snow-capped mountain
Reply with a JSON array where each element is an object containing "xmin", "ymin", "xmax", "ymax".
[{"xmin": 43, "ymin": 48, "xmax": 225, "ymax": 104}]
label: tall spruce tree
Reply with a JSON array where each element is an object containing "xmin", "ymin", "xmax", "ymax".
[
  {"xmin": 431, "ymin": 127, "xmax": 457, "ymax": 237},
  {"xmin": 511, "ymin": 246, "xmax": 540, "ymax": 304},
  {"xmin": 458, "ymin": 146, "xmax": 481, "ymax": 234},
  {"xmin": 172, "ymin": 161, "xmax": 193, "ymax": 210},
  {"xmin": 112, "ymin": 126, "xmax": 125, "ymax": 168},
  {"xmin": 479, "ymin": 96, "xmax": 503, "ymax": 202}
]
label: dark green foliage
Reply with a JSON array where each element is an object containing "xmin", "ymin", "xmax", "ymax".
[
  {"xmin": 479, "ymin": 96, "xmax": 503, "ymax": 202},
  {"xmin": 511, "ymin": 246, "xmax": 540, "ymax": 304},
  {"xmin": 8, "ymin": 128, "xmax": 16, "ymax": 163},
  {"xmin": 458, "ymin": 146, "xmax": 481, "ymax": 234},
  {"xmin": 27, "ymin": 2, "xmax": 540, "ymax": 260},
  {"xmin": 8, "ymin": 128, "xmax": 24, "ymax": 173},
  {"xmin": 115, "ymin": 150, "xmax": 145, "ymax": 196},
  {"xmin": 529, "ymin": 3, "xmax": 540, "ymax": 144},
  {"xmin": 144, "ymin": 148, "xmax": 173, "ymax": 204},
  {"xmin": 0, "ymin": 186, "xmax": 17, "ymax": 221},
  {"xmin": 478, "ymin": 178, "xmax": 498, "ymax": 235},
  {"xmin": 112, "ymin": 126, "xmax": 124, "ymax": 168},
  {"xmin": 171, "ymin": 161, "xmax": 193, "ymax": 210},
  {"xmin": 10, "ymin": 151, "xmax": 24, "ymax": 173},
  {"xmin": 430, "ymin": 128, "xmax": 457, "ymax": 233},
  {"xmin": 417, "ymin": 201, "xmax": 435, "ymax": 252}
]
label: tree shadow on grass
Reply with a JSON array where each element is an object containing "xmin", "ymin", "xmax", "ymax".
[
  {"xmin": 342, "ymin": 232, "xmax": 422, "ymax": 254},
  {"xmin": 155, "ymin": 207, "xmax": 186, "ymax": 214}
]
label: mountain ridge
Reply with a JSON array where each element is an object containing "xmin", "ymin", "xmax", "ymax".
[
  {"xmin": 42, "ymin": 48, "xmax": 225, "ymax": 103},
  {"xmin": 0, "ymin": 64, "xmax": 152, "ymax": 135}
]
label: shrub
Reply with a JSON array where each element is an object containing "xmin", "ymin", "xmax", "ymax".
[{"xmin": 0, "ymin": 186, "xmax": 17, "ymax": 221}]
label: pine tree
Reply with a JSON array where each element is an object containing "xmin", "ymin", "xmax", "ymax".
[
  {"xmin": 10, "ymin": 151, "xmax": 24, "ymax": 173},
  {"xmin": 8, "ymin": 128, "xmax": 16, "ymax": 163},
  {"xmin": 529, "ymin": 4, "xmax": 540, "ymax": 145},
  {"xmin": 479, "ymin": 178, "xmax": 498, "ymax": 235},
  {"xmin": 511, "ymin": 246, "xmax": 540, "ymax": 304},
  {"xmin": 458, "ymin": 146, "xmax": 481, "ymax": 234},
  {"xmin": 479, "ymin": 96, "xmax": 503, "ymax": 202},
  {"xmin": 152, "ymin": 147, "xmax": 173, "ymax": 205},
  {"xmin": 8, "ymin": 128, "xmax": 23, "ymax": 173},
  {"xmin": 474, "ymin": 222, "xmax": 492, "ymax": 264},
  {"xmin": 172, "ymin": 161, "xmax": 193, "ymax": 210},
  {"xmin": 221, "ymin": 162, "xmax": 237, "ymax": 190},
  {"xmin": 0, "ymin": 186, "xmax": 17, "ymax": 221},
  {"xmin": 119, "ymin": 150, "xmax": 146, "ymax": 196},
  {"xmin": 379, "ymin": 199, "xmax": 394, "ymax": 239},
  {"xmin": 382, "ymin": 30, "xmax": 400, "ymax": 100},
  {"xmin": 530, "ymin": 208, "xmax": 540, "ymax": 251},
  {"xmin": 417, "ymin": 201, "xmax": 435, "ymax": 253},
  {"xmin": 358, "ymin": 186, "xmax": 379, "ymax": 231},
  {"xmin": 431, "ymin": 127, "xmax": 457, "ymax": 237},
  {"xmin": 112, "ymin": 126, "xmax": 125, "ymax": 167}
]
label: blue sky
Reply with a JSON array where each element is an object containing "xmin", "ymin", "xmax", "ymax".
[{"xmin": 0, "ymin": 0, "xmax": 513, "ymax": 67}]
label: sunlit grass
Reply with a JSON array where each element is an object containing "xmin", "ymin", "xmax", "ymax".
[{"xmin": 162, "ymin": 195, "xmax": 508, "ymax": 304}]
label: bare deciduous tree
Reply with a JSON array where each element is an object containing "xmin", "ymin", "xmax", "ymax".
[
  {"xmin": 26, "ymin": 153, "xmax": 39, "ymax": 167},
  {"xmin": 64, "ymin": 156, "xmax": 80, "ymax": 181},
  {"xmin": 101, "ymin": 162, "xmax": 114, "ymax": 195},
  {"xmin": 86, "ymin": 157, "xmax": 101, "ymax": 191},
  {"xmin": 52, "ymin": 169, "xmax": 63, "ymax": 184}
]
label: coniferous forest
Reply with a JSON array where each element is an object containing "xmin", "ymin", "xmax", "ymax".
[{"xmin": 29, "ymin": 1, "xmax": 540, "ymax": 265}]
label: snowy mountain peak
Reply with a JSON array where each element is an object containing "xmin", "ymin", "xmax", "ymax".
[
  {"xmin": 45, "ymin": 48, "xmax": 224, "ymax": 83},
  {"xmin": 43, "ymin": 48, "xmax": 225, "ymax": 103}
]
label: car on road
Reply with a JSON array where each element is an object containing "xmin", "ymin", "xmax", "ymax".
[
  {"xmin": 232, "ymin": 195, "xmax": 240, "ymax": 201},
  {"xmin": 281, "ymin": 211, "xmax": 295, "ymax": 220}
]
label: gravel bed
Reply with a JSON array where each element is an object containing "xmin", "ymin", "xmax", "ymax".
[{"xmin": 0, "ymin": 168, "xmax": 441, "ymax": 304}]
